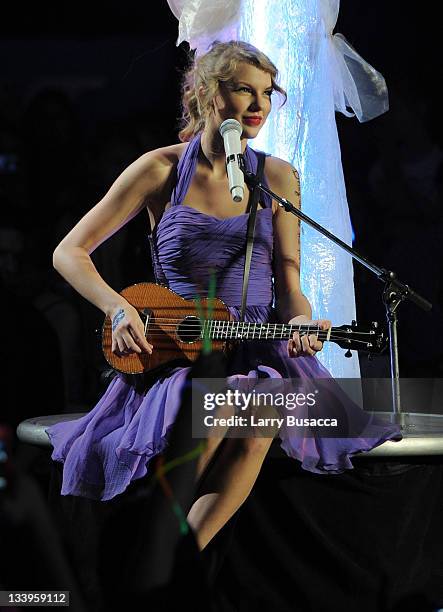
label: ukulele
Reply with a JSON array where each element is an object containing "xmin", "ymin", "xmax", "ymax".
[{"xmin": 102, "ymin": 282, "xmax": 387, "ymax": 374}]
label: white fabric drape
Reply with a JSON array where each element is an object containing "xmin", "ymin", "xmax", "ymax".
[
  {"xmin": 166, "ymin": 0, "xmax": 389, "ymax": 378},
  {"xmin": 167, "ymin": 0, "xmax": 241, "ymax": 55}
]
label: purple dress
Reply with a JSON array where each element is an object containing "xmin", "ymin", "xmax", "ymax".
[{"xmin": 46, "ymin": 134, "xmax": 402, "ymax": 501}]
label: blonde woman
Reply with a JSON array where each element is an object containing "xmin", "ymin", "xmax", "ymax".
[{"xmin": 46, "ymin": 41, "xmax": 401, "ymax": 552}]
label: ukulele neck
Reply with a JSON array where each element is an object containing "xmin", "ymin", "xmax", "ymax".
[{"xmin": 203, "ymin": 320, "xmax": 330, "ymax": 341}]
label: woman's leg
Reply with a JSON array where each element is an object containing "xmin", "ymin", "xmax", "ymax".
[
  {"xmin": 194, "ymin": 400, "xmax": 235, "ymax": 482},
  {"xmin": 187, "ymin": 435, "xmax": 274, "ymax": 551}
]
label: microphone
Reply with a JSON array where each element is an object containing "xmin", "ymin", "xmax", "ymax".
[{"xmin": 219, "ymin": 119, "xmax": 245, "ymax": 202}]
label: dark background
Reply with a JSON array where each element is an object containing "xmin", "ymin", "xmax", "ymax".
[{"xmin": 1, "ymin": 1, "xmax": 441, "ymax": 428}]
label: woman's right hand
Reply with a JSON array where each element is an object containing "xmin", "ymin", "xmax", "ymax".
[{"xmin": 110, "ymin": 302, "xmax": 153, "ymax": 357}]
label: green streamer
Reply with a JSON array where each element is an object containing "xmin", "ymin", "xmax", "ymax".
[
  {"xmin": 153, "ymin": 441, "xmax": 207, "ymax": 479},
  {"xmin": 172, "ymin": 500, "xmax": 190, "ymax": 535},
  {"xmin": 194, "ymin": 269, "xmax": 217, "ymax": 355}
]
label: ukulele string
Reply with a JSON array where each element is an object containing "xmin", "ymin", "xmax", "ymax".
[
  {"xmin": 131, "ymin": 330, "xmax": 374, "ymax": 345},
  {"xmin": 139, "ymin": 317, "xmax": 374, "ymax": 334}
]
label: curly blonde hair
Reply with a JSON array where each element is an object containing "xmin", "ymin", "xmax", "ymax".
[{"xmin": 178, "ymin": 40, "xmax": 287, "ymax": 142}]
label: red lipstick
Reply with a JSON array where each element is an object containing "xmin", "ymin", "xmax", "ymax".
[{"xmin": 243, "ymin": 117, "xmax": 262, "ymax": 126}]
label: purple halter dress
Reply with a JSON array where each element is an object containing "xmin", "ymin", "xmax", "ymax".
[{"xmin": 46, "ymin": 134, "xmax": 402, "ymax": 501}]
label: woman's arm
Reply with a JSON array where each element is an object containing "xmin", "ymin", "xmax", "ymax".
[
  {"xmin": 267, "ymin": 157, "xmax": 330, "ymax": 357},
  {"xmin": 53, "ymin": 145, "xmax": 178, "ymax": 355},
  {"xmin": 267, "ymin": 157, "xmax": 311, "ymax": 323}
]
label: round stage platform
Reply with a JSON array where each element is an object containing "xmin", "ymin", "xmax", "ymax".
[{"xmin": 16, "ymin": 412, "xmax": 443, "ymax": 457}]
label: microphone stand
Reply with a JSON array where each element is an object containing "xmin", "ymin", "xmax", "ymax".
[{"xmin": 239, "ymin": 158, "xmax": 432, "ymax": 427}]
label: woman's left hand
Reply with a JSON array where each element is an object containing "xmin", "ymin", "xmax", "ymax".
[{"xmin": 287, "ymin": 315, "xmax": 331, "ymax": 358}]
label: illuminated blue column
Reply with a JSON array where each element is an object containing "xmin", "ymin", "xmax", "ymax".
[{"xmin": 239, "ymin": 0, "xmax": 360, "ymax": 378}]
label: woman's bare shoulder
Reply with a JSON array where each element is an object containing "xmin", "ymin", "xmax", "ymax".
[
  {"xmin": 139, "ymin": 142, "xmax": 187, "ymax": 173},
  {"xmin": 264, "ymin": 154, "xmax": 299, "ymax": 181},
  {"xmin": 135, "ymin": 143, "xmax": 186, "ymax": 224},
  {"xmin": 263, "ymin": 155, "xmax": 300, "ymax": 214},
  {"xmin": 134, "ymin": 142, "xmax": 187, "ymax": 207}
]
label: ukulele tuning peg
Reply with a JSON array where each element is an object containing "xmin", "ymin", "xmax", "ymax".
[
  {"xmin": 351, "ymin": 320, "xmax": 357, "ymax": 327},
  {"xmin": 345, "ymin": 349, "xmax": 352, "ymax": 358}
]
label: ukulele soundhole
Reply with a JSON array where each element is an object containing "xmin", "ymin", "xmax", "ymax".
[{"xmin": 176, "ymin": 316, "xmax": 203, "ymax": 344}]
